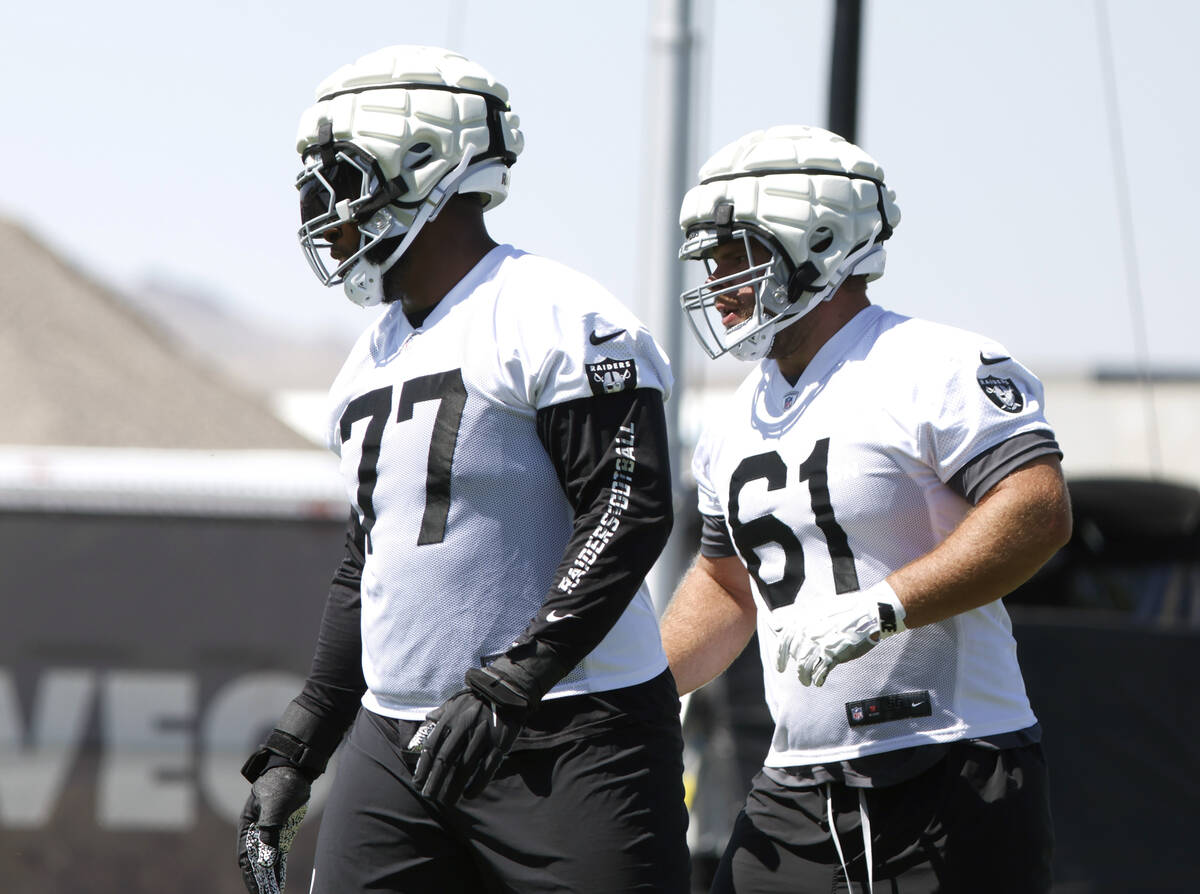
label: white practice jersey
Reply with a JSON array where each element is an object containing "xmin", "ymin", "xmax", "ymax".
[
  {"xmin": 693, "ymin": 304, "xmax": 1058, "ymax": 767},
  {"xmin": 327, "ymin": 245, "xmax": 672, "ymax": 719}
]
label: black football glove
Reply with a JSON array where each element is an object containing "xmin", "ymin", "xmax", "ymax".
[
  {"xmin": 237, "ymin": 766, "xmax": 310, "ymax": 894},
  {"xmin": 236, "ymin": 699, "xmax": 347, "ymax": 893},
  {"xmin": 411, "ymin": 664, "xmax": 537, "ymax": 806}
]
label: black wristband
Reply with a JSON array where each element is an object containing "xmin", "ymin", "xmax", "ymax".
[
  {"xmin": 240, "ymin": 747, "xmax": 275, "ymax": 783},
  {"xmin": 465, "ymin": 666, "xmax": 535, "ymax": 711},
  {"xmin": 487, "ymin": 641, "xmax": 571, "ymax": 704},
  {"xmin": 240, "ymin": 698, "xmax": 347, "ymax": 783}
]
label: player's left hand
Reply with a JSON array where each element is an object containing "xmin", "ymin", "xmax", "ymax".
[
  {"xmin": 771, "ymin": 581, "xmax": 907, "ymax": 687},
  {"xmin": 412, "ymin": 665, "xmax": 535, "ymax": 806}
]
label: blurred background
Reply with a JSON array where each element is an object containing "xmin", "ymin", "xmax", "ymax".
[{"xmin": 1, "ymin": 1, "xmax": 1197, "ymax": 891}]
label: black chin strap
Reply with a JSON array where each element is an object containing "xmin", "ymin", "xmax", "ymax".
[{"xmin": 787, "ymin": 260, "xmax": 823, "ymax": 298}]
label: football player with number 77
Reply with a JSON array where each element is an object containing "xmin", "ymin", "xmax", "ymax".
[{"xmin": 236, "ymin": 45, "xmax": 690, "ymax": 894}]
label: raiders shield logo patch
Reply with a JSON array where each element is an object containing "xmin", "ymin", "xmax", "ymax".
[
  {"xmin": 978, "ymin": 375, "xmax": 1024, "ymax": 413},
  {"xmin": 586, "ymin": 358, "xmax": 637, "ymax": 396}
]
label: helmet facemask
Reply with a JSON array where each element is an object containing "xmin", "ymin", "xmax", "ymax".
[
  {"xmin": 295, "ymin": 138, "xmax": 488, "ymax": 307},
  {"xmin": 680, "ymin": 221, "xmax": 888, "ymax": 361},
  {"xmin": 677, "ymin": 125, "xmax": 900, "ymax": 362},
  {"xmin": 296, "ymin": 142, "xmax": 410, "ymax": 306},
  {"xmin": 293, "ymin": 46, "xmax": 525, "ymax": 308},
  {"xmin": 680, "ymin": 225, "xmax": 797, "ymax": 361}
]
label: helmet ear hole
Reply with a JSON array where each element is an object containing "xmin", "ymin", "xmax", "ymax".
[
  {"xmin": 403, "ymin": 142, "xmax": 434, "ymax": 171},
  {"xmin": 809, "ymin": 226, "xmax": 834, "ymax": 254}
]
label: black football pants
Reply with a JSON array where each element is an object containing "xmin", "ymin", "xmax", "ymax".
[
  {"xmin": 711, "ymin": 741, "xmax": 1054, "ymax": 893},
  {"xmin": 310, "ymin": 705, "xmax": 690, "ymax": 893}
]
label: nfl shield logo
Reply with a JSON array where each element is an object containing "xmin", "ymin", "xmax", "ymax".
[
  {"xmin": 782, "ymin": 390, "xmax": 799, "ymax": 410},
  {"xmin": 851, "ymin": 705, "xmax": 864, "ymax": 722}
]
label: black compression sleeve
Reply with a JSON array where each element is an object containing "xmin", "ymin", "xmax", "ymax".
[
  {"xmin": 498, "ymin": 388, "xmax": 673, "ymax": 694},
  {"xmin": 699, "ymin": 513, "xmax": 736, "ymax": 558},
  {"xmin": 948, "ymin": 429, "xmax": 1063, "ymax": 504},
  {"xmin": 293, "ymin": 511, "xmax": 368, "ymax": 732}
]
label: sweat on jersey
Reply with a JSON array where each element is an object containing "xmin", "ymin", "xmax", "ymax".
[
  {"xmin": 316, "ymin": 244, "xmax": 674, "ymax": 720},
  {"xmin": 693, "ymin": 304, "xmax": 1061, "ymax": 769}
]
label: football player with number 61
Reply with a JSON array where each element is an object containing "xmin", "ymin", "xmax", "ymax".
[{"xmin": 661, "ymin": 126, "xmax": 1070, "ymax": 894}]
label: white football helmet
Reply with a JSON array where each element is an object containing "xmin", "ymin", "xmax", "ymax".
[
  {"xmin": 678, "ymin": 125, "xmax": 900, "ymax": 360},
  {"xmin": 295, "ymin": 45, "xmax": 524, "ymax": 306}
]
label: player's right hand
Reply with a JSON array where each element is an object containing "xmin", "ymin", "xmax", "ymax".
[{"xmin": 237, "ymin": 766, "xmax": 311, "ymax": 894}]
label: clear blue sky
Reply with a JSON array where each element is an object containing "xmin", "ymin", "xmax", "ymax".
[{"xmin": 3, "ymin": 0, "xmax": 1197, "ymax": 374}]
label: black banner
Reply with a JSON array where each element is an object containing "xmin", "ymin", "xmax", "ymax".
[{"xmin": 0, "ymin": 511, "xmax": 344, "ymax": 893}]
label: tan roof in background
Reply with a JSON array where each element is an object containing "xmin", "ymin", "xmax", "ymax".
[{"xmin": 0, "ymin": 219, "xmax": 313, "ymax": 448}]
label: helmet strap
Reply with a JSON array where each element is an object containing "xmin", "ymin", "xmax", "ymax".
[
  {"xmin": 735, "ymin": 236, "xmax": 887, "ymax": 357},
  {"xmin": 375, "ymin": 149, "xmax": 480, "ymax": 277},
  {"xmin": 340, "ymin": 153, "xmax": 505, "ymax": 307},
  {"xmin": 787, "ymin": 260, "xmax": 823, "ymax": 299}
]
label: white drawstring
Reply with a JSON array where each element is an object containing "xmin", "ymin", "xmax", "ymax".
[
  {"xmin": 859, "ymin": 788, "xmax": 874, "ymax": 894},
  {"xmin": 825, "ymin": 783, "xmax": 875, "ymax": 894},
  {"xmin": 825, "ymin": 784, "xmax": 852, "ymax": 890}
]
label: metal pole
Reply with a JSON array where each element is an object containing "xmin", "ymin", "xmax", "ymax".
[
  {"xmin": 642, "ymin": 0, "xmax": 694, "ymax": 614},
  {"xmin": 828, "ymin": 0, "xmax": 862, "ymax": 143},
  {"xmin": 1094, "ymin": 0, "xmax": 1162, "ymax": 476}
]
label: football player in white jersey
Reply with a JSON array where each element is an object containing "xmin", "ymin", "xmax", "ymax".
[
  {"xmin": 236, "ymin": 46, "xmax": 689, "ymax": 893},
  {"xmin": 659, "ymin": 126, "xmax": 1071, "ymax": 893}
]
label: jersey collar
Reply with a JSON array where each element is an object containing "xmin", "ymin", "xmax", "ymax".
[
  {"xmin": 413, "ymin": 243, "xmax": 515, "ymax": 331},
  {"xmin": 370, "ymin": 244, "xmax": 516, "ymax": 360},
  {"xmin": 763, "ymin": 304, "xmax": 885, "ymax": 409}
]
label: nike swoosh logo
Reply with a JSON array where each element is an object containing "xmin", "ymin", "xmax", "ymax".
[
  {"xmin": 589, "ymin": 328, "xmax": 625, "ymax": 345},
  {"xmin": 547, "ymin": 610, "xmax": 577, "ymax": 623},
  {"xmin": 979, "ymin": 352, "xmax": 1011, "ymax": 365}
]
